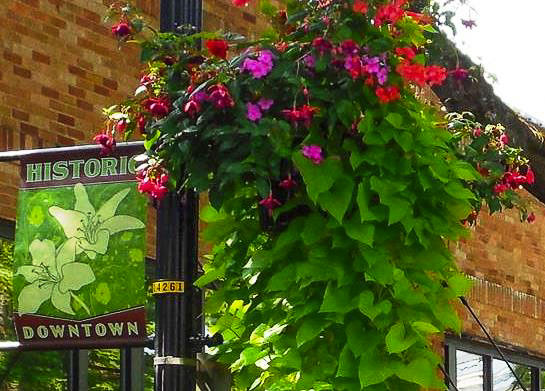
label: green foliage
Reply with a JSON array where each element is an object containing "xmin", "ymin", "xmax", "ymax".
[{"xmin": 103, "ymin": 0, "xmax": 535, "ymax": 389}]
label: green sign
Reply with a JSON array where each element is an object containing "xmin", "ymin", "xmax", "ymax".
[{"xmin": 13, "ymin": 145, "xmax": 148, "ymax": 348}]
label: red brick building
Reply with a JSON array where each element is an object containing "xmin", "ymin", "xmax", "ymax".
[{"xmin": 1, "ymin": 0, "xmax": 544, "ymax": 390}]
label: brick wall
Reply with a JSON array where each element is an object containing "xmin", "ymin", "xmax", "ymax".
[{"xmin": 455, "ymin": 191, "xmax": 545, "ymax": 356}]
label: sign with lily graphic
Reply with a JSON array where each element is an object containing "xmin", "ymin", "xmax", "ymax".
[{"xmin": 12, "ymin": 144, "xmax": 148, "ymax": 348}]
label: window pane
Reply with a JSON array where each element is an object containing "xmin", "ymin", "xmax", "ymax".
[
  {"xmin": 493, "ymin": 359, "xmax": 531, "ymax": 391},
  {"xmin": 457, "ymin": 350, "xmax": 484, "ymax": 391}
]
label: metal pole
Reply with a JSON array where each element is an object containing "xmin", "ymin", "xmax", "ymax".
[{"xmin": 155, "ymin": 1, "xmax": 202, "ymax": 390}]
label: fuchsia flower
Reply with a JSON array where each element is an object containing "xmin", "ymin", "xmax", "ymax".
[
  {"xmin": 115, "ymin": 119, "xmax": 127, "ymax": 134},
  {"xmin": 143, "ymin": 97, "xmax": 171, "ymax": 118},
  {"xmin": 473, "ymin": 127, "xmax": 482, "ymax": 137},
  {"xmin": 246, "ymin": 102, "xmax": 262, "ymax": 122},
  {"xmin": 279, "ymin": 176, "xmax": 297, "ymax": 190},
  {"xmin": 282, "ymin": 105, "xmax": 319, "ymax": 128},
  {"xmin": 184, "ymin": 100, "xmax": 201, "ymax": 117},
  {"xmin": 312, "ymin": 37, "xmax": 332, "ymax": 55},
  {"xmin": 207, "ymin": 84, "xmax": 235, "ymax": 109},
  {"xmin": 526, "ymin": 167, "xmax": 535, "ymax": 185},
  {"xmin": 451, "ymin": 67, "xmax": 469, "ymax": 81},
  {"xmin": 499, "ymin": 133, "xmax": 509, "ymax": 146},
  {"xmin": 111, "ymin": 21, "xmax": 132, "ymax": 38},
  {"xmin": 259, "ymin": 194, "xmax": 281, "ymax": 211},
  {"xmin": 258, "ymin": 98, "xmax": 274, "ymax": 110},
  {"xmin": 527, "ymin": 212, "xmax": 536, "ymax": 223},
  {"xmin": 461, "ymin": 19, "xmax": 477, "ymax": 29},
  {"xmin": 137, "ymin": 170, "xmax": 170, "ymax": 201},
  {"xmin": 302, "ymin": 145, "xmax": 323, "ymax": 164},
  {"xmin": 93, "ymin": 133, "xmax": 116, "ymax": 155},
  {"xmin": 137, "ymin": 115, "xmax": 147, "ymax": 133},
  {"xmin": 303, "ymin": 54, "xmax": 316, "ymax": 68}
]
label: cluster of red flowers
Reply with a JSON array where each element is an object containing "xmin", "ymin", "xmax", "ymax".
[
  {"xmin": 137, "ymin": 167, "xmax": 170, "ymax": 200},
  {"xmin": 494, "ymin": 167, "xmax": 535, "ymax": 194},
  {"xmin": 282, "ymin": 105, "xmax": 319, "ymax": 128},
  {"xmin": 374, "ymin": 0, "xmax": 406, "ymax": 26},
  {"xmin": 396, "ymin": 61, "xmax": 447, "ymax": 87},
  {"xmin": 375, "ymin": 86, "xmax": 400, "ymax": 103}
]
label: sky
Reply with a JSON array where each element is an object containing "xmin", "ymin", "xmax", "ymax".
[{"xmin": 440, "ymin": 0, "xmax": 545, "ymax": 125}]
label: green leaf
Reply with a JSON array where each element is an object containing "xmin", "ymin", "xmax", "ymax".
[
  {"xmin": 444, "ymin": 181, "xmax": 475, "ymax": 200},
  {"xmin": 358, "ymin": 291, "xmax": 391, "ymax": 321},
  {"xmin": 447, "ymin": 274, "xmax": 472, "ymax": 297},
  {"xmin": 385, "ymin": 113, "xmax": 403, "ymax": 129},
  {"xmin": 344, "ymin": 213, "xmax": 375, "ymax": 246},
  {"xmin": 411, "ymin": 321, "xmax": 440, "ymax": 334},
  {"xmin": 337, "ymin": 344, "xmax": 357, "ymax": 378},
  {"xmin": 296, "ymin": 315, "xmax": 330, "ymax": 347},
  {"xmin": 385, "ymin": 322, "xmax": 416, "ymax": 354},
  {"xmin": 384, "ymin": 196, "xmax": 411, "ymax": 225},
  {"xmin": 266, "ymin": 264, "xmax": 297, "ymax": 291},
  {"xmin": 301, "ymin": 212, "xmax": 328, "ymax": 245},
  {"xmin": 320, "ymin": 282, "xmax": 357, "ymax": 314},
  {"xmin": 336, "ymin": 100, "xmax": 357, "ymax": 128},
  {"xmin": 451, "ymin": 161, "xmax": 480, "ymax": 181},
  {"xmin": 358, "ymin": 348, "xmax": 394, "ymax": 387},
  {"xmin": 293, "ymin": 153, "xmax": 342, "ymax": 202},
  {"xmin": 396, "ymin": 358, "xmax": 443, "ymax": 388},
  {"xmin": 318, "ymin": 175, "xmax": 354, "ymax": 223},
  {"xmin": 356, "ymin": 183, "xmax": 371, "ymax": 222}
]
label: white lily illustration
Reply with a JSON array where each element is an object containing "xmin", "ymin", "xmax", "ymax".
[
  {"xmin": 49, "ymin": 183, "xmax": 145, "ymax": 259},
  {"xmin": 17, "ymin": 238, "xmax": 95, "ymax": 315}
]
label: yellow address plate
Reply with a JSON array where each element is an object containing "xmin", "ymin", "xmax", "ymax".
[{"xmin": 152, "ymin": 280, "xmax": 185, "ymax": 294}]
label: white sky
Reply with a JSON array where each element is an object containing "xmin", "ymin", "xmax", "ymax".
[{"xmin": 440, "ymin": 0, "xmax": 545, "ymax": 124}]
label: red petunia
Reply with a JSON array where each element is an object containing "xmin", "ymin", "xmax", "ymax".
[{"xmin": 206, "ymin": 39, "xmax": 228, "ymax": 59}]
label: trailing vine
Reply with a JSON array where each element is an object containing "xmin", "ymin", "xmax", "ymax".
[{"xmin": 100, "ymin": 0, "xmax": 534, "ymax": 389}]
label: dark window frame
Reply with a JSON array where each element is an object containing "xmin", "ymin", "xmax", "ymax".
[{"xmin": 445, "ymin": 334, "xmax": 544, "ymax": 391}]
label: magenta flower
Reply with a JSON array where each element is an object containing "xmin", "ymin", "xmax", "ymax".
[
  {"xmin": 259, "ymin": 194, "xmax": 281, "ymax": 211},
  {"xmin": 257, "ymin": 98, "xmax": 274, "ymax": 111},
  {"xmin": 241, "ymin": 50, "xmax": 275, "ymax": 79},
  {"xmin": 303, "ymin": 54, "xmax": 316, "ymax": 68},
  {"xmin": 246, "ymin": 102, "xmax": 262, "ymax": 122},
  {"xmin": 302, "ymin": 145, "xmax": 323, "ymax": 164}
]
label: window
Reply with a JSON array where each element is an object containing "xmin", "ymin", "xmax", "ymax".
[{"xmin": 445, "ymin": 336, "xmax": 543, "ymax": 391}]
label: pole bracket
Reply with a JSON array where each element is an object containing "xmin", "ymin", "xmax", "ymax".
[{"xmin": 153, "ymin": 356, "xmax": 196, "ymax": 366}]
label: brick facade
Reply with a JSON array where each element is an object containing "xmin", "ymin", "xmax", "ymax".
[{"xmin": 1, "ymin": 0, "xmax": 545, "ymax": 371}]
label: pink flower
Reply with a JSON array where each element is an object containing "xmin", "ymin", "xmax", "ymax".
[
  {"xmin": 302, "ymin": 145, "xmax": 323, "ymax": 164},
  {"xmin": 499, "ymin": 133, "xmax": 509, "ymax": 146},
  {"xmin": 259, "ymin": 194, "xmax": 281, "ymax": 210},
  {"xmin": 257, "ymin": 98, "xmax": 274, "ymax": 110},
  {"xmin": 246, "ymin": 102, "xmax": 262, "ymax": 121},
  {"xmin": 303, "ymin": 54, "xmax": 315, "ymax": 68},
  {"xmin": 241, "ymin": 50, "xmax": 275, "ymax": 79},
  {"xmin": 184, "ymin": 100, "xmax": 201, "ymax": 117}
]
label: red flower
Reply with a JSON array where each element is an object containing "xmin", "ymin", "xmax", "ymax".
[
  {"xmin": 425, "ymin": 65, "xmax": 447, "ymax": 86},
  {"xmin": 374, "ymin": 0, "xmax": 406, "ymax": 26},
  {"xmin": 375, "ymin": 86, "xmax": 400, "ymax": 104},
  {"xmin": 395, "ymin": 47, "xmax": 416, "ymax": 61},
  {"xmin": 111, "ymin": 21, "xmax": 131, "ymax": 38},
  {"xmin": 233, "ymin": 0, "xmax": 250, "ymax": 6},
  {"xmin": 206, "ymin": 39, "xmax": 229, "ymax": 59},
  {"xmin": 93, "ymin": 133, "xmax": 116, "ymax": 155},
  {"xmin": 494, "ymin": 183, "xmax": 508, "ymax": 194},
  {"xmin": 473, "ymin": 127, "xmax": 482, "ymax": 137},
  {"xmin": 352, "ymin": 0, "xmax": 368, "ymax": 14},
  {"xmin": 163, "ymin": 56, "xmax": 177, "ymax": 65},
  {"xmin": 527, "ymin": 212, "xmax": 536, "ymax": 223}
]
